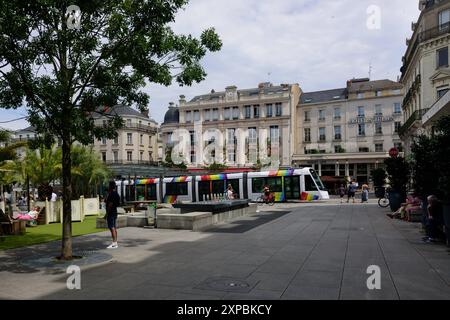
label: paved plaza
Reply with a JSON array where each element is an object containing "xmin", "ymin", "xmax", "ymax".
[{"xmin": 0, "ymin": 201, "xmax": 449, "ymax": 300}]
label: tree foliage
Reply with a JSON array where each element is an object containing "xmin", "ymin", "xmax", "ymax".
[{"xmin": 0, "ymin": 0, "xmax": 221, "ymax": 258}]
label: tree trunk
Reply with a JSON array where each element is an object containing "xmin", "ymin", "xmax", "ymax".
[{"xmin": 61, "ymin": 137, "xmax": 73, "ymax": 260}]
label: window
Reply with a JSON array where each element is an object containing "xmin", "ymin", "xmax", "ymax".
[
  {"xmin": 140, "ymin": 134, "xmax": 144, "ymax": 145},
  {"xmin": 127, "ymin": 151, "xmax": 133, "ymax": 161},
  {"xmin": 394, "ymin": 103, "xmax": 401, "ymax": 114},
  {"xmin": 375, "ymin": 144, "xmax": 383, "ymax": 152},
  {"xmin": 304, "ymin": 111, "xmax": 310, "ymax": 122},
  {"xmin": 304, "ymin": 175, "xmax": 316, "ymax": 191},
  {"xmin": 253, "ymin": 105, "xmax": 260, "ymax": 118},
  {"xmin": 392, "ymin": 89, "xmax": 401, "ymax": 95},
  {"xmin": 166, "ymin": 182, "xmax": 188, "ymax": 196},
  {"xmin": 101, "ymin": 137, "xmax": 107, "ymax": 145},
  {"xmin": 224, "ymin": 107, "xmax": 231, "ymax": 120},
  {"xmin": 334, "ymin": 126, "xmax": 341, "ymax": 140},
  {"xmin": 394, "ymin": 142, "xmax": 403, "ymax": 152},
  {"xmin": 318, "ymin": 110, "xmax": 325, "ymax": 121},
  {"xmin": 439, "ymin": 9, "xmax": 450, "ymax": 31},
  {"xmin": 193, "ymin": 110, "xmax": 200, "ymax": 122},
  {"xmin": 266, "ymin": 104, "xmax": 273, "ymax": 117},
  {"xmin": 248, "ymin": 127, "xmax": 257, "ymax": 145},
  {"xmin": 252, "ymin": 177, "xmax": 282, "ymax": 193},
  {"xmin": 375, "ymin": 104, "xmax": 383, "ymax": 116},
  {"xmin": 375, "ymin": 122, "xmax": 383, "ymax": 135},
  {"xmin": 357, "ymin": 106, "xmax": 365, "ymax": 117},
  {"xmin": 334, "ymin": 107, "xmax": 341, "ymax": 120},
  {"xmin": 304, "ymin": 128, "xmax": 311, "ymax": 142},
  {"xmin": 275, "ymin": 103, "xmax": 282, "ymax": 116},
  {"xmin": 232, "ymin": 107, "xmax": 240, "ymax": 120},
  {"xmin": 357, "ymin": 93, "xmax": 364, "ymax": 99},
  {"xmin": 375, "ymin": 90, "xmax": 382, "ymax": 97},
  {"xmin": 113, "ymin": 151, "xmax": 118, "ymax": 162},
  {"xmin": 185, "ymin": 111, "xmax": 192, "ymax": 123},
  {"xmin": 334, "ymin": 145, "xmax": 343, "ymax": 153},
  {"xmin": 437, "ymin": 87, "xmax": 449, "ymax": 99},
  {"xmin": 113, "ymin": 136, "xmax": 118, "ymax": 144},
  {"xmin": 358, "ymin": 123, "xmax": 366, "ymax": 136},
  {"xmin": 270, "ymin": 126, "xmax": 279, "ymax": 143},
  {"xmin": 394, "ymin": 121, "xmax": 402, "ymax": 133},
  {"xmin": 204, "ymin": 109, "xmax": 211, "ymax": 122},
  {"xmin": 127, "ymin": 133, "xmax": 132, "ymax": 144},
  {"xmin": 227, "ymin": 128, "xmax": 236, "ymax": 162},
  {"xmin": 101, "ymin": 152, "xmax": 106, "ymax": 162},
  {"xmin": 437, "ymin": 47, "xmax": 448, "ymax": 68},
  {"xmin": 102, "ymin": 120, "xmax": 107, "ymax": 127},
  {"xmin": 213, "ymin": 108, "xmax": 219, "ymax": 121},
  {"xmin": 126, "ymin": 119, "xmax": 132, "ymax": 127},
  {"xmin": 359, "ymin": 147, "xmax": 369, "ymax": 153},
  {"xmin": 244, "ymin": 106, "xmax": 251, "ymax": 119},
  {"xmin": 319, "ymin": 127, "xmax": 326, "ymax": 142},
  {"xmin": 140, "ymin": 151, "xmax": 144, "ymax": 161}
]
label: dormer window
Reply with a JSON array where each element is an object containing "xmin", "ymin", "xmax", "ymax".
[{"xmin": 439, "ymin": 9, "xmax": 450, "ymax": 31}]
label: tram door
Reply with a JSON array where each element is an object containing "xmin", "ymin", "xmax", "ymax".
[
  {"xmin": 285, "ymin": 176, "xmax": 300, "ymax": 200},
  {"xmin": 198, "ymin": 181, "xmax": 210, "ymax": 201}
]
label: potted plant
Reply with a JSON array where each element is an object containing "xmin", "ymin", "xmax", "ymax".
[
  {"xmin": 384, "ymin": 156, "xmax": 410, "ymax": 212},
  {"xmin": 434, "ymin": 115, "xmax": 450, "ymax": 247},
  {"xmin": 371, "ymin": 168, "xmax": 387, "ymax": 198}
]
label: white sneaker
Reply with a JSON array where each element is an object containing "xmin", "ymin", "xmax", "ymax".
[{"xmin": 107, "ymin": 242, "xmax": 118, "ymax": 249}]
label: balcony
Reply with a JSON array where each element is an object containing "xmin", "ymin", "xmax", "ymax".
[
  {"xmin": 398, "ymin": 108, "xmax": 430, "ymax": 136},
  {"xmin": 104, "ymin": 160, "xmax": 161, "ymax": 166},
  {"xmin": 402, "ymin": 22, "xmax": 450, "ymax": 75},
  {"xmin": 123, "ymin": 123, "xmax": 158, "ymax": 134}
]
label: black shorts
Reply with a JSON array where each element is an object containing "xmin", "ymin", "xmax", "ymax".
[
  {"xmin": 348, "ymin": 192, "xmax": 355, "ymax": 198},
  {"xmin": 107, "ymin": 214, "xmax": 118, "ymax": 229}
]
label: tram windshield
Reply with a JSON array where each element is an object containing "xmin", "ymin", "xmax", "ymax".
[{"xmin": 309, "ymin": 169, "xmax": 326, "ymax": 191}]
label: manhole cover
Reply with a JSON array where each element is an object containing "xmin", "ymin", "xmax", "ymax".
[{"xmin": 195, "ymin": 277, "xmax": 255, "ymax": 293}]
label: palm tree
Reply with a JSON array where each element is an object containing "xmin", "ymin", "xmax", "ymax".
[{"xmin": 0, "ymin": 130, "xmax": 27, "ymax": 198}]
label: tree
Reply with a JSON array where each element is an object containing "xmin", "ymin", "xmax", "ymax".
[
  {"xmin": 0, "ymin": 1, "xmax": 222, "ymax": 259},
  {"xmin": 384, "ymin": 156, "xmax": 410, "ymax": 195}
]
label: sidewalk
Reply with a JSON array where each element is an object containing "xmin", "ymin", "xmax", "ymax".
[{"xmin": 0, "ymin": 203, "xmax": 449, "ymax": 300}]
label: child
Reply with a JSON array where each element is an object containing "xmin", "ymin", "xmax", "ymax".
[
  {"xmin": 361, "ymin": 185, "xmax": 369, "ymax": 203},
  {"xmin": 338, "ymin": 184, "xmax": 346, "ymax": 204}
]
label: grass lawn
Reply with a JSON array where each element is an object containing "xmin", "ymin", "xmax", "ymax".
[{"xmin": 0, "ymin": 216, "xmax": 107, "ymax": 251}]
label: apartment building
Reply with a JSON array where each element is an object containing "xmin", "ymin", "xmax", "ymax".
[
  {"xmin": 400, "ymin": 0, "xmax": 450, "ymax": 151},
  {"xmin": 160, "ymin": 82, "xmax": 302, "ymax": 170},
  {"xmin": 293, "ymin": 78, "xmax": 404, "ymax": 188},
  {"xmin": 92, "ymin": 105, "xmax": 159, "ymax": 165}
]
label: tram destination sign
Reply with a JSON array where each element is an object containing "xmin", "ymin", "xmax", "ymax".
[{"xmin": 349, "ymin": 116, "xmax": 394, "ymax": 124}]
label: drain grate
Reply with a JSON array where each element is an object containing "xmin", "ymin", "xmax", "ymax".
[{"xmin": 195, "ymin": 277, "xmax": 255, "ymax": 293}]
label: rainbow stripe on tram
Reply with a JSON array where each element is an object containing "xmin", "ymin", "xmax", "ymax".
[
  {"xmin": 164, "ymin": 195, "xmax": 178, "ymax": 204},
  {"xmin": 199, "ymin": 174, "xmax": 227, "ymax": 181},
  {"xmin": 267, "ymin": 169, "xmax": 295, "ymax": 177},
  {"xmin": 135, "ymin": 178, "xmax": 157, "ymax": 185},
  {"xmin": 167, "ymin": 176, "xmax": 189, "ymax": 183}
]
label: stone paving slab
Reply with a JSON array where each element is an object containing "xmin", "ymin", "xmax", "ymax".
[{"xmin": 1, "ymin": 202, "xmax": 449, "ymax": 300}]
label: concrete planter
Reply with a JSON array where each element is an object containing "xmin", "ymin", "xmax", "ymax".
[{"xmin": 389, "ymin": 191, "xmax": 403, "ymax": 212}]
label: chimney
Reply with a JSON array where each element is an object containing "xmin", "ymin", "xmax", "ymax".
[
  {"xmin": 178, "ymin": 95, "xmax": 186, "ymax": 105},
  {"xmin": 141, "ymin": 109, "xmax": 149, "ymax": 118},
  {"xmin": 169, "ymin": 102, "xmax": 175, "ymax": 108}
]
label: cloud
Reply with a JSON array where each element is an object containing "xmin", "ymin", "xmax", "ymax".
[{"xmin": 3, "ymin": 0, "xmax": 420, "ymax": 129}]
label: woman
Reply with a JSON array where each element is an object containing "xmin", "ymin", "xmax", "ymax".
[
  {"xmin": 226, "ymin": 185, "xmax": 235, "ymax": 200},
  {"xmin": 14, "ymin": 206, "xmax": 40, "ymax": 221}
]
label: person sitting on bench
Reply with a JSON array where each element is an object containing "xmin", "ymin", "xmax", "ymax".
[{"xmin": 14, "ymin": 206, "xmax": 41, "ymax": 221}]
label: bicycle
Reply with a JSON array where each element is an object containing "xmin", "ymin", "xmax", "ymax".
[
  {"xmin": 256, "ymin": 193, "xmax": 275, "ymax": 206},
  {"xmin": 378, "ymin": 191, "xmax": 390, "ymax": 208}
]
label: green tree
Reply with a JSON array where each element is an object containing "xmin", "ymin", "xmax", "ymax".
[{"xmin": 0, "ymin": 1, "xmax": 222, "ymax": 259}]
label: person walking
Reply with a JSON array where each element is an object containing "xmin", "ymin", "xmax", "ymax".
[
  {"xmin": 338, "ymin": 184, "xmax": 346, "ymax": 204},
  {"xmin": 346, "ymin": 180, "xmax": 357, "ymax": 203},
  {"xmin": 105, "ymin": 181, "xmax": 120, "ymax": 249},
  {"xmin": 361, "ymin": 184, "xmax": 369, "ymax": 203}
]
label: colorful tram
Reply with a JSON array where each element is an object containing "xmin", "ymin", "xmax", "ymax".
[{"xmin": 115, "ymin": 168, "xmax": 329, "ymax": 204}]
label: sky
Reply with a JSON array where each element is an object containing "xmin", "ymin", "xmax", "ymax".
[{"xmin": 0, "ymin": 0, "xmax": 421, "ymax": 131}]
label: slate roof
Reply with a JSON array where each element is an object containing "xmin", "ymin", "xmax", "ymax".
[
  {"xmin": 300, "ymin": 88, "xmax": 348, "ymax": 104},
  {"xmin": 347, "ymin": 79, "xmax": 403, "ymax": 93}
]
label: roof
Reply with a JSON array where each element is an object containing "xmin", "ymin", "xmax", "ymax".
[
  {"xmin": 347, "ymin": 79, "xmax": 403, "ymax": 93},
  {"xmin": 300, "ymin": 88, "xmax": 347, "ymax": 105},
  {"xmin": 93, "ymin": 105, "xmax": 150, "ymax": 119},
  {"xmin": 189, "ymin": 84, "xmax": 291, "ymax": 102},
  {"xmin": 163, "ymin": 106, "xmax": 179, "ymax": 124},
  {"xmin": 15, "ymin": 126, "xmax": 36, "ymax": 133}
]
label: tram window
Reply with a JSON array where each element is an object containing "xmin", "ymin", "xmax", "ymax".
[
  {"xmin": 267, "ymin": 177, "xmax": 282, "ymax": 192},
  {"xmin": 126, "ymin": 185, "xmax": 135, "ymax": 201},
  {"xmin": 166, "ymin": 182, "xmax": 188, "ymax": 196},
  {"xmin": 212, "ymin": 180, "xmax": 225, "ymax": 194},
  {"xmin": 136, "ymin": 185, "xmax": 145, "ymax": 201},
  {"xmin": 305, "ymin": 175, "xmax": 316, "ymax": 191},
  {"xmin": 252, "ymin": 178, "xmax": 265, "ymax": 193},
  {"xmin": 227, "ymin": 179, "xmax": 240, "ymax": 198},
  {"xmin": 146, "ymin": 184, "xmax": 157, "ymax": 200}
]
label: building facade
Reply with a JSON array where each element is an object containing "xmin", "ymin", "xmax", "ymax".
[
  {"xmin": 160, "ymin": 83, "xmax": 302, "ymax": 170},
  {"xmin": 293, "ymin": 78, "xmax": 404, "ymax": 190},
  {"xmin": 400, "ymin": 0, "xmax": 450, "ymax": 151},
  {"xmin": 92, "ymin": 105, "xmax": 159, "ymax": 165}
]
